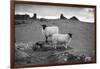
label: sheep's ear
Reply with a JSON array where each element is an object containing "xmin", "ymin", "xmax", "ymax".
[{"xmin": 41, "ymin": 25, "xmax": 44, "ymax": 27}]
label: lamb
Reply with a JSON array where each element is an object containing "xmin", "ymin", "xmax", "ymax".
[
  {"xmin": 51, "ymin": 33, "xmax": 72, "ymax": 49},
  {"xmin": 41, "ymin": 25, "xmax": 59, "ymax": 43}
]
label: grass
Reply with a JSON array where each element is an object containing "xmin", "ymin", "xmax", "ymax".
[{"xmin": 15, "ymin": 19, "xmax": 95, "ymax": 65}]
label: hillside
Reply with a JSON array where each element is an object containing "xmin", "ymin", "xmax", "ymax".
[{"xmin": 15, "ymin": 19, "xmax": 95, "ymax": 65}]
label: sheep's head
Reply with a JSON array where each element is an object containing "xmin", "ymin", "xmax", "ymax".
[
  {"xmin": 68, "ymin": 33, "xmax": 72, "ymax": 38},
  {"xmin": 41, "ymin": 25, "xmax": 47, "ymax": 30}
]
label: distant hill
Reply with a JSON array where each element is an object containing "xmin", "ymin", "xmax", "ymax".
[
  {"xmin": 69, "ymin": 16, "xmax": 79, "ymax": 21},
  {"xmin": 15, "ymin": 14, "xmax": 30, "ymax": 20}
]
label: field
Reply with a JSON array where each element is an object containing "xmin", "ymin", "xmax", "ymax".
[{"xmin": 15, "ymin": 19, "xmax": 95, "ymax": 65}]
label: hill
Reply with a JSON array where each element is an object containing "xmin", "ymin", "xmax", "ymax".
[{"xmin": 69, "ymin": 16, "xmax": 79, "ymax": 21}]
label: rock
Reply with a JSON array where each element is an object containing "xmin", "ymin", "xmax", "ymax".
[
  {"xmin": 15, "ymin": 42, "xmax": 33, "ymax": 52},
  {"xmin": 33, "ymin": 41, "xmax": 73, "ymax": 51},
  {"xmin": 60, "ymin": 13, "xmax": 67, "ymax": 19},
  {"xmin": 32, "ymin": 13, "xmax": 37, "ymax": 19}
]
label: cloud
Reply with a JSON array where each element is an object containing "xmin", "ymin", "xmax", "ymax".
[{"xmin": 15, "ymin": 4, "xmax": 95, "ymax": 22}]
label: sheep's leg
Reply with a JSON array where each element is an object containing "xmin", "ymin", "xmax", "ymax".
[
  {"xmin": 45, "ymin": 36, "xmax": 48, "ymax": 43},
  {"xmin": 53, "ymin": 42, "xmax": 57, "ymax": 50},
  {"xmin": 52, "ymin": 39, "xmax": 57, "ymax": 50},
  {"xmin": 54, "ymin": 43, "xmax": 56, "ymax": 50},
  {"xmin": 65, "ymin": 38, "xmax": 72, "ymax": 48},
  {"xmin": 52, "ymin": 42, "xmax": 56, "ymax": 50}
]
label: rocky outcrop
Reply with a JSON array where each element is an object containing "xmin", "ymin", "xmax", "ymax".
[
  {"xmin": 60, "ymin": 13, "xmax": 67, "ymax": 19},
  {"xmin": 32, "ymin": 13, "xmax": 37, "ymax": 19},
  {"xmin": 69, "ymin": 16, "xmax": 79, "ymax": 21}
]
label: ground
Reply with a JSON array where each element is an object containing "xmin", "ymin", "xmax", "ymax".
[{"xmin": 15, "ymin": 19, "xmax": 95, "ymax": 66}]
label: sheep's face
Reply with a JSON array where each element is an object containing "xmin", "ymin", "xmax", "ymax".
[
  {"xmin": 41, "ymin": 25, "xmax": 47, "ymax": 30},
  {"xmin": 68, "ymin": 33, "xmax": 72, "ymax": 38}
]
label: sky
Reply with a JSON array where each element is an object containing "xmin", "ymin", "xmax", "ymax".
[{"xmin": 15, "ymin": 4, "xmax": 95, "ymax": 22}]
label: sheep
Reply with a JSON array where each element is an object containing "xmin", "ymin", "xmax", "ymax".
[
  {"xmin": 41, "ymin": 25, "xmax": 59, "ymax": 43},
  {"xmin": 51, "ymin": 33, "xmax": 72, "ymax": 49}
]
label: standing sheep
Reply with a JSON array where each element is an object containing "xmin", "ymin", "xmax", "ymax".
[
  {"xmin": 41, "ymin": 25, "xmax": 59, "ymax": 43},
  {"xmin": 51, "ymin": 33, "xmax": 72, "ymax": 49}
]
